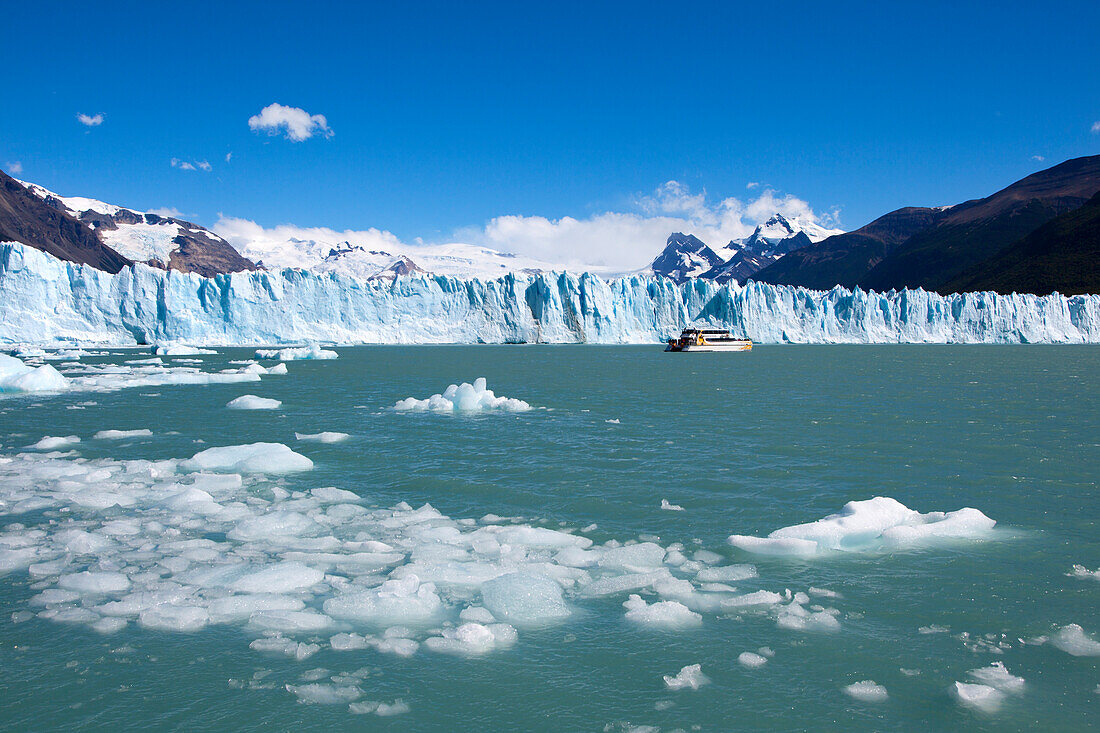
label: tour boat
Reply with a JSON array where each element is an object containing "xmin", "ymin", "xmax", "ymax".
[{"xmin": 664, "ymin": 328, "xmax": 752, "ymax": 352}]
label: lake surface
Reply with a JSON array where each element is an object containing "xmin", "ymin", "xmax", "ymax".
[{"xmin": 0, "ymin": 345, "xmax": 1097, "ymax": 731}]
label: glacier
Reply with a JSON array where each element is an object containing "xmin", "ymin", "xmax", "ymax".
[{"xmin": 1, "ymin": 242, "xmax": 1098, "ymax": 345}]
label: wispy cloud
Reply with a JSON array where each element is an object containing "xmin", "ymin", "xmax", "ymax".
[
  {"xmin": 746, "ymin": 181, "xmax": 760, "ymax": 189},
  {"xmin": 148, "ymin": 207, "xmax": 184, "ymax": 218},
  {"xmin": 1092, "ymin": 121, "xmax": 1100, "ymax": 134},
  {"xmin": 5, "ymin": 161, "xmax": 22, "ymax": 174},
  {"xmin": 1031, "ymin": 155, "xmax": 1045, "ymax": 162},
  {"xmin": 77, "ymin": 113, "xmax": 104, "ymax": 127},
  {"xmin": 248, "ymin": 103, "xmax": 333, "ymax": 142},
  {"xmin": 171, "ymin": 158, "xmax": 211, "ymax": 172},
  {"xmin": 225, "ymin": 152, "xmax": 233, "ymax": 163}
]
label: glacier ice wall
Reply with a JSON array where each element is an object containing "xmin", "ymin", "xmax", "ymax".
[{"xmin": 1, "ymin": 242, "xmax": 1098, "ymax": 345}]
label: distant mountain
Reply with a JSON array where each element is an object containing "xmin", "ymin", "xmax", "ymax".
[
  {"xmin": 943, "ymin": 189, "xmax": 1100, "ymax": 296},
  {"xmin": 0, "ymin": 169, "xmax": 132, "ymax": 273},
  {"xmin": 15, "ymin": 177, "xmax": 257, "ymax": 278},
  {"xmin": 753, "ymin": 207, "xmax": 947, "ymax": 289},
  {"xmin": 755, "ymin": 155, "xmax": 1100, "ymax": 294},
  {"xmin": 649, "ymin": 232, "xmax": 724, "ymax": 283},
  {"xmin": 701, "ymin": 213, "xmax": 841, "ymax": 283}
]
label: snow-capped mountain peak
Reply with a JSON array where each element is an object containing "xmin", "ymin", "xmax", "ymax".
[{"xmin": 649, "ymin": 232, "xmax": 724, "ymax": 283}]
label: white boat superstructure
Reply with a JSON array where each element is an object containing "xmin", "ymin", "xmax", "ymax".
[{"xmin": 665, "ymin": 328, "xmax": 753, "ymax": 352}]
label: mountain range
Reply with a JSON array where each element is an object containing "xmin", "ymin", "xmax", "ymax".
[{"xmin": 2, "ymin": 155, "xmax": 1098, "ymax": 295}]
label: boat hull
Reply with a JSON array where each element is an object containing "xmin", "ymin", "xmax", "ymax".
[{"xmin": 665, "ymin": 341, "xmax": 753, "ymax": 352}]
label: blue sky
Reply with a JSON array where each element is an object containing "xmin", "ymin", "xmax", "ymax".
[{"xmin": 2, "ymin": 1, "xmax": 1098, "ymax": 267}]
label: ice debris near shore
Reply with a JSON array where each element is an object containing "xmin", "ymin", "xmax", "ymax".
[
  {"xmin": 1050, "ymin": 624, "xmax": 1100, "ymax": 656},
  {"xmin": 952, "ymin": 662, "xmax": 1026, "ymax": 713},
  {"xmin": 256, "ymin": 345, "xmax": 337, "ymax": 361},
  {"xmin": 227, "ymin": 395, "xmax": 282, "ymax": 410},
  {"xmin": 843, "ymin": 680, "xmax": 888, "ymax": 702},
  {"xmin": 728, "ymin": 496, "xmax": 997, "ymax": 557},
  {"xmin": 393, "ymin": 377, "xmax": 532, "ymax": 412},
  {"xmin": 663, "ymin": 664, "xmax": 710, "ymax": 690},
  {"xmin": 5, "ymin": 242, "xmax": 1100, "ymax": 345},
  {"xmin": 0, "ymin": 353, "xmax": 69, "ymax": 393}
]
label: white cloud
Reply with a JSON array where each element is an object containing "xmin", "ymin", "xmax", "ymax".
[
  {"xmin": 77, "ymin": 113, "xmax": 103, "ymax": 126},
  {"xmin": 225, "ymin": 152, "xmax": 233, "ymax": 163},
  {"xmin": 5, "ymin": 161, "xmax": 22, "ymax": 174},
  {"xmin": 198, "ymin": 160, "xmax": 212, "ymax": 172},
  {"xmin": 1031, "ymin": 155, "xmax": 1045, "ymax": 162},
  {"xmin": 215, "ymin": 180, "xmax": 839, "ymax": 274},
  {"xmin": 147, "ymin": 207, "xmax": 184, "ymax": 218},
  {"xmin": 171, "ymin": 158, "xmax": 196, "ymax": 171},
  {"xmin": 746, "ymin": 181, "xmax": 760, "ymax": 189},
  {"xmin": 248, "ymin": 103, "xmax": 333, "ymax": 142},
  {"xmin": 1091, "ymin": 121, "xmax": 1100, "ymax": 134},
  {"xmin": 171, "ymin": 158, "xmax": 212, "ymax": 172}
]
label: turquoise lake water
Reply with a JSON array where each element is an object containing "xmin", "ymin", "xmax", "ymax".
[{"xmin": 0, "ymin": 345, "xmax": 1097, "ymax": 731}]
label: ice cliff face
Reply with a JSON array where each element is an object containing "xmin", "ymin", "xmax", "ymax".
[{"xmin": 1, "ymin": 242, "xmax": 1098, "ymax": 345}]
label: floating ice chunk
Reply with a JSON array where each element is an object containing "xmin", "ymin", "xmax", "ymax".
[
  {"xmin": 153, "ymin": 344, "xmax": 216, "ymax": 356},
  {"xmin": 663, "ymin": 664, "xmax": 710, "ymax": 690},
  {"xmin": 605, "ymin": 418, "xmax": 620, "ymax": 424},
  {"xmin": 1068, "ymin": 565, "xmax": 1100, "ymax": 581},
  {"xmin": 0, "ymin": 353, "xmax": 69, "ymax": 393},
  {"xmin": 599, "ymin": 543, "xmax": 666, "ymax": 572},
  {"xmin": 295, "ymin": 432, "xmax": 350, "ymax": 443},
  {"xmin": 323, "ymin": 575, "xmax": 443, "ymax": 625},
  {"xmin": 227, "ymin": 395, "xmax": 282, "ymax": 410},
  {"xmin": 729, "ymin": 497, "xmax": 996, "ymax": 557},
  {"xmin": 92, "ymin": 617, "xmax": 127, "ymax": 634},
  {"xmin": 696, "ymin": 564, "xmax": 757, "ymax": 583},
  {"xmin": 54, "ymin": 529, "xmax": 113, "ymax": 554},
  {"xmin": 579, "ymin": 571, "xmax": 671, "ymax": 597},
  {"xmin": 228, "ymin": 511, "xmax": 321, "ymax": 541},
  {"xmin": 481, "ymin": 573, "xmax": 570, "ymax": 625},
  {"xmin": 660, "ymin": 499, "xmax": 684, "ymax": 511},
  {"xmin": 139, "ymin": 606, "xmax": 210, "ymax": 632},
  {"xmin": 230, "ymin": 562, "xmax": 325, "ymax": 594},
  {"xmin": 459, "ymin": 606, "xmax": 496, "ymax": 624},
  {"xmin": 1051, "ymin": 624, "xmax": 1100, "ymax": 656},
  {"xmin": 719, "ymin": 590, "xmax": 784, "ymax": 609},
  {"xmin": 952, "ymin": 682, "xmax": 1005, "ymax": 713},
  {"xmin": 249, "ymin": 610, "xmax": 332, "ymax": 633},
  {"xmin": 843, "ymin": 680, "xmax": 888, "ymax": 702},
  {"xmin": 967, "ymin": 662, "xmax": 1025, "ymax": 694},
  {"xmin": 329, "ymin": 633, "xmax": 371, "ymax": 651},
  {"xmin": 425, "ymin": 622, "xmax": 518, "ymax": 655},
  {"xmin": 207, "ymin": 595, "xmax": 306, "ymax": 623},
  {"xmin": 250, "ymin": 636, "xmax": 320, "ymax": 660},
  {"xmin": 776, "ymin": 601, "xmax": 840, "ymax": 631},
  {"xmin": 256, "ymin": 345, "xmax": 337, "ymax": 361},
  {"xmin": 286, "ymin": 683, "xmax": 362, "ymax": 705},
  {"xmin": 623, "ymin": 594, "xmax": 702, "ymax": 628},
  {"xmin": 310, "ymin": 486, "xmax": 361, "ymax": 503},
  {"xmin": 738, "ymin": 652, "xmax": 768, "ymax": 668},
  {"xmin": 349, "ymin": 700, "xmax": 410, "ymax": 716},
  {"xmin": 394, "ymin": 377, "xmax": 531, "ymax": 412},
  {"xmin": 93, "ymin": 429, "xmax": 153, "ymax": 440},
  {"xmin": 58, "ymin": 571, "xmax": 130, "ymax": 594},
  {"xmin": 31, "ymin": 435, "xmax": 80, "ymax": 451},
  {"xmin": 181, "ymin": 443, "xmax": 313, "ymax": 474}
]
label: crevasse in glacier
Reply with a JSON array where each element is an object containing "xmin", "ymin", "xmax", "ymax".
[{"xmin": 1, "ymin": 242, "xmax": 1097, "ymax": 345}]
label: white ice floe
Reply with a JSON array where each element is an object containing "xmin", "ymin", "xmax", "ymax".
[
  {"xmin": 952, "ymin": 682, "xmax": 1005, "ymax": 713},
  {"xmin": 153, "ymin": 344, "xmax": 217, "ymax": 356},
  {"xmin": 663, "ymin": 663, "xmax": 710, "ymax": 690},
  {"xmin": 660, "ymin": 500, "xmax": 684, "ymax": 511},
  {"xmin": 226, "ymin": 395, "xmax": 282, "ymax": 410},
  {"xmin": 181, "ymin": 443, "xmax": 313, "ymax": 474},
  {"xmin": 1050, "ymin": 624, "xmax": 1100, "ymax": 656},
  {"xmin": 728, "ymin": 497, "xmax": 996, "ymax": 557},
  {"xmin": 424, "ymin": 622, "xmax": 518, "ymax": 655},
  {"xmin": 623, "ymin": 594, "xmax": 702, "ymax": 628},
  {"xmin": 1068, "ymin": 565, "xmax": 1100, "ymax": 581},
  {"xmin": 738, "ymin": 651, "xmax": 768, "ymax": 668},
  {"xmin": 967, "ymin": 662, "xmax": 1025, "ymax": 694},
  {"xmin": 481, "ymin": 573, "xmax": 571, "ymax": 625},
  {"xmin": 843, "ymin": 680, "xmax": 888, "ymax": 702},
  {"xmin": 348, "ymin": 700, "xmax": 409, "ymax": 716},
  {"xmin": 393, "ymin": 377, "xmax": 531, "ymax": 412},
  {"xmin": 286, "ymin": 682, "xmax": 362, "ymax": 705},
  {"xmin": 256, "ymin": 345, "xmax": 337, "ymax": 361},
  {"xmin": 30, "ymin": 435, "xmax": 81, "ymax": 451},
  {"xmin": 295, "ymin": 432, "xmax": 350, "ymax": 443},
  {"xmin": 94, "ymin": 429, "xmax": 153, "ymax": 440},
  {"xmin": 0, "ymin": 353, "xmax": 68, "ymax": 394}
]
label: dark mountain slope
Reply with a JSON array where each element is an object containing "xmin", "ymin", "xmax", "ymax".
[
  {"xmin": 943, "ymin": 190, "xmax": 1100, "ymax": 296},
  {"xmin": 860, "ymin": 155, "xmax": 1100, "ymax": 292},
  {"xmin": 0, "ymin": 169, "xmax": 132, "ymax": 273}
]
